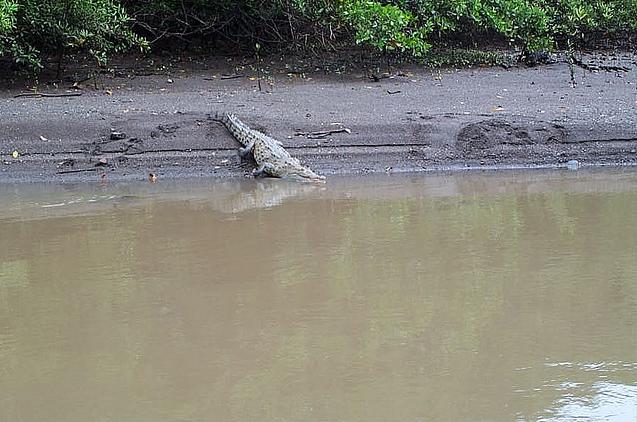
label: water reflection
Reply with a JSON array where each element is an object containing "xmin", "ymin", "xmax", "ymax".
[{"xmin": 0, "ymin": 169, "xmax": 636, "ymax": 422}]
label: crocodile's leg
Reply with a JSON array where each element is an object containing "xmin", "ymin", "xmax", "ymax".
[
  {"xmin": 253, "ymin": 162, "xmax": 277, "ymax": 178},
  {"xmin": 238, "ymin": 139, "xmax": 255, "ymax": 158}
]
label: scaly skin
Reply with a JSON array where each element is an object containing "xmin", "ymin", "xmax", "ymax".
[{"xmin": 214, "ymin": 113, "xmax": 325, "ymax": 182}]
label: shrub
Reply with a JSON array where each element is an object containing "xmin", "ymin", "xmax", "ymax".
[
  {"xmin": 2, "ymin": 0, "xmax": 637, "ymax": 74},
  {"xmin": 124, "ymin": 0, "xmax": 334, "ymax": 46},
  {"xmin": 1, "ymin": 0, "xmax": 147, "ymax": 71},
  {"xmin": 0, "ymin": 0, "xmax": 40, "ymax": 68},
  {"xmin": 342, "ymin": 0, "xmax": 431, "ymax": 55},
  {"xmin": 401, "ymin": 0, "xmax": 637, "ymax": 54},
  {"xmin": 0, "ymin": 0, "xmax": 17, "ymax": 34},
  {"xmin": 474, "ymin": 0, "xmax": 552, "ymax": 51},
  {"xmin": 124, "ymin": 0, "xmax": 224, "ymax": 43},
  {"xmin": 540, "ymin": 0, "xmax": 637, "ymax": 42},
  {"xmin": 124, "ymin": 0, "xmax": 432, "ymax": 56}
]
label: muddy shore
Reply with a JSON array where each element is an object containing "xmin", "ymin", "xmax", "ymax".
[{"xmin": 1, "ymin": 52, "xmax": 636, "ymax": 183}]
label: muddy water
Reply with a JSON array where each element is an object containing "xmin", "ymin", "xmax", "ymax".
[{"xmin": 1, "ymin": 170, "xmax": 637, "ymax": 422}]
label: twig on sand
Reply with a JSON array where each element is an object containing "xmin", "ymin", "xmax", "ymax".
[{"xmin": 14, "ymin": 92, "xmax": 83, "ymax": 99}]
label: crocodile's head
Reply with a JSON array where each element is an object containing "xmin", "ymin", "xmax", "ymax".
[{"xmin": 287, "ymin": 166, "xmax": 326, "ymax": 183}]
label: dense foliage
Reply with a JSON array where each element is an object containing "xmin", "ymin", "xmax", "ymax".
[
  {"xmin": 1, "ymin": 0, "xmax": 636, "ymax": 71},
  {"xmin": 0, "ymin": 0, "xmax": 146, "ymax": 70}
]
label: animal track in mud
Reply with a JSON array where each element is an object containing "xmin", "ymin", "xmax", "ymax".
[{"xmin": 457, "ymin": 119, "xmax": 567, "ymax": 153}]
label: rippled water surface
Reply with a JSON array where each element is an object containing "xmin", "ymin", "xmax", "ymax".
[{"xmin": 1, "ymin": 170, "xmax": 636, "ymax": 421}]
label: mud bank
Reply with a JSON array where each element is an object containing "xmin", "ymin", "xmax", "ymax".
[{"xmin": 1, "ymin": 52, "xmax": 636, "ymax": 183}]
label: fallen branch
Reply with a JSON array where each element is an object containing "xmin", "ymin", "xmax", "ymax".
[
  {"xmin": 204, "ymin": 74, "xmax": 245, "ymax": 81},
  {"xmin": 295, "ymin": 128, "xmax": 351, "ymax": 139},
  {"xmin": 220, "ymin": 74, "xmax": 245, "ymax": 80},
  {"xmin": 14, "ymin": 92, "xmax": 83, "ymax": 99},
  {"xmin": 57, "ymin": 167, "xmax": 99, "ymax": 174},
  {"xmin": 572, "ymin": 58, "xmax": 630, "ymax": 73},
  {"xmin": 368, "ymin": 73, "xmax": 391, "ymax": 82}
]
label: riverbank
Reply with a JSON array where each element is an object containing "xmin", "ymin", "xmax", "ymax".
[{"xmin": 1, "ymin": 52, "xmax": 636, "ymax": 183}]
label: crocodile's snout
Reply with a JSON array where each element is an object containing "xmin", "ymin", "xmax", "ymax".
[{"xmin": 295, "ymin": 167, "xmax": 326, "ymax": 182}]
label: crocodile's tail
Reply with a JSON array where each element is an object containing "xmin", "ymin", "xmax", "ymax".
[{"xmin": 213, "ymin": 112, "xmax": 254, "ymax": 147}]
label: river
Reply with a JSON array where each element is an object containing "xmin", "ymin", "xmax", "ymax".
[{"xmin": 1, "ymin": 170, "xmax": 636, "ymax": 421}]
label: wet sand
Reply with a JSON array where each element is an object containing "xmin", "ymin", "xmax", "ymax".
[{"xmin": 1, "ymin": 52, "xmax": 636, "ymax": 183}]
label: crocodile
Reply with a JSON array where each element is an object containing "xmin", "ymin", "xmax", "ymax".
[{"xmin": 214, "ymin": 112, "xmax": 325, "ymax": 182}]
